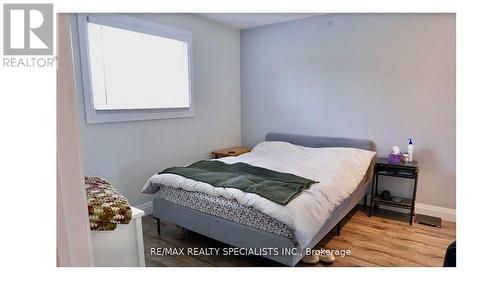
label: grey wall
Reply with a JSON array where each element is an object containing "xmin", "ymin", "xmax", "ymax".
[
  {"xmin": 241, "ymin": 14, "xmax": 455, "ymax": 209},
  {"xmin": 71, "ymin": 14, "xmax": 241, "ymax": 206}
]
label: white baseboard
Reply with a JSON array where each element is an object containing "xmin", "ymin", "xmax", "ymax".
[
  {"xmin": 363, "ymin": 202, "xmax": 456, "ymax": 222},
  {"xmin": 135, "ymin": 201, "xmax": 153, "ymax": 216},
  {"xmin": 415, "ymin": 203, "xmax": 456, "ymax": 222}
]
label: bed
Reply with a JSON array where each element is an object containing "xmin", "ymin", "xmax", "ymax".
[{"xmin": 142, "ymin": 133, "xmax": 376, "ymax": 266}]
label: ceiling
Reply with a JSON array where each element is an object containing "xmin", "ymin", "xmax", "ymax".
[{"xmin": 195, "ymin": 13, "xmax": 323, "ymax": 30}]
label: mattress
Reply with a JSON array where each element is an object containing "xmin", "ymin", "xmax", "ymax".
[
  {"xmin": 157, "ymin": 155, "xmax": 373, "ymax": 246},
  {"xmin": 159, "ymin": 186, "xmax": 297, "ymax": 244},
  {"xmin": 157, "ymin": 163, "xmax": 372, "ymax": 249}
]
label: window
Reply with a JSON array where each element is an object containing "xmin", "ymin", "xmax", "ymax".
[{"xmin": 76, "ymin": 15, "xmax": 194, "ymax": 123}]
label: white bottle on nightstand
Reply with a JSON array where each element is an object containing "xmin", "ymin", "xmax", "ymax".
[{"xmin": 408, "ymin": 138, "xmax": 414, "ymax": 162}]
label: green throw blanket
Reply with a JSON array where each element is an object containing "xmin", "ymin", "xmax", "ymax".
[{"xmin": 159, "ymin": 160, "xmax": 318, "ymax": 205}]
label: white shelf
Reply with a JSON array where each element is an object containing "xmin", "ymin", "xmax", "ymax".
[{"xmin": 91, "ymin": 206, "xmax": 145, "ymax": 267}]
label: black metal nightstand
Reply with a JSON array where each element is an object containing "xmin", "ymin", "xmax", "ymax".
[{"xmin": 368, "ymin": 158, "xmax": 419, "ymax": 225}]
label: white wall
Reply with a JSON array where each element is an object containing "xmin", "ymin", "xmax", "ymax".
[
  {"xmin": 70, "ymin": 14, "xmax": 241, "ymax": 206},
  {"xmin": 241, "ymin": 14, "xmax": 456, "ymax": 209}
]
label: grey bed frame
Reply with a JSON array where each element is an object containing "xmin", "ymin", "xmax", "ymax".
[{"xmin": 153, "ymin": 132, "xmax": 376, "ymax": 266}]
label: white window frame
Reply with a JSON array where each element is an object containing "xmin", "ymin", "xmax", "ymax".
[{"xmin": 76, "ymin": 14, "xmax": 195, "ymax": 124}]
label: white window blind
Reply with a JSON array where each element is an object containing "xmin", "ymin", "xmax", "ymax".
[{"xmin": 86, "ymin": 22, "xmax": 191, "ymax": 110}]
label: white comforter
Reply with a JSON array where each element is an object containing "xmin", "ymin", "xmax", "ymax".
[{"xmin": 142, "ymin": 141, "xmax": 375, "ymax": 248}]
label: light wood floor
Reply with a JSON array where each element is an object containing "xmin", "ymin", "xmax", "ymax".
[{"xmin": 142, "ymin": 207, "xmax": 456, "ymax": 267}]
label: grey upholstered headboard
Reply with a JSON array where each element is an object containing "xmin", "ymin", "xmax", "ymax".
[{"xmin": 265, "ymin": 133, "xmax": 376, "ymax": 152}]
